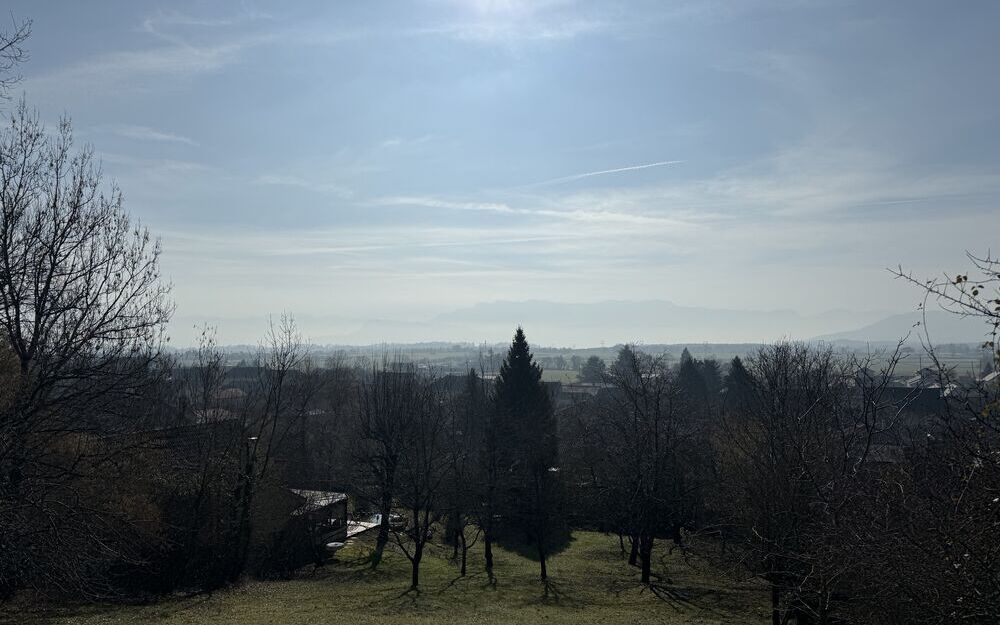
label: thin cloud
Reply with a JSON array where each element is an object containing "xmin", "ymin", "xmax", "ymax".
[
  {"xmin": 379, "ymin": 135, "xmax": 435, "ymax": 149},
  {"xmin": 375, "ymin": 196, "xmax": 518, "ymax": 214},
  {"xmin": 525, "ymin": 160, "xmax": 684, "ymax": 188},
  {"xmin": 104, "ymin": 124, "xmax": 198, "ymax": 146},
  {"xmin": 373, "ymin": 194, "xmax": 695, "ymax": 229},
  {"xmin": 141, "ymin": 11, "xmax": 271, "ymax": 33},
  {"xmin": 423, "ymin": 0, "xmax": 609, "ymax": 43},
  {"xmin": 100, "ymin": 152, "xmax": 209, "ymax": 175},
  {"xmin": 23, "ymin": 7, "xmax": 276, "ymax": 99},
  {"xmin": 419, "ymin": 18, "xmax": 606, "ymax": 43},
  {"xmin": 256, "ymin": 174, "xmax": 354, "ymax": 198},
  {"xmin": 24, "ymin": 40, "xmax": 257, "ymax": 97},
  {"xmin": 262, "ymin": 233, "xmax": 577, "ymax": 257}
]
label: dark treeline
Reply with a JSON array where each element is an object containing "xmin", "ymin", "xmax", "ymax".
[
  {"xmin": 4, "ymin": 272, "xmax": 999, "ymax": 625},
  {"xmin": 2, "ymin": 18, "xmax": 999, "ymax": 624}
]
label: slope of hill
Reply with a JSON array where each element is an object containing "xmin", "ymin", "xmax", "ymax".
[
  {"xmin": 11, "ymin": 531, "xmax": 765, "ymax": 625},
  {"xmin": 430, "ymin": 300, "xmax": 887, "ymax": 346},
  {"xmin": 173, "ymin": 300, "xmax": 906, "ymax": 347},
  {"xmin": 812, "ymin": 310, "xmax": 988, "ymax": 344}
]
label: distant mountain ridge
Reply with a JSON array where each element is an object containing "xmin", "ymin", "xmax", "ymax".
[
  {"xmin": 428, "ymin": 299, "xmax": 888, "ymax": 346},
  {"xmin": 170, "ymin": 301, "xmax": 986, "ymax": 348},
  {"xmin": 812, "ymin": 310, "xmax": 988, "ymax": 344}
]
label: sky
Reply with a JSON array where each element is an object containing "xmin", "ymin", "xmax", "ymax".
[{"xmin": 6, "ymin": 0, "xmax": 1000, "ymax": 345}]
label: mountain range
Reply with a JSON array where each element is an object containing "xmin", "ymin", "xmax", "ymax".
[{"xmin": 172, "ymin": 300, "xmax": 989, "ymax": 347}]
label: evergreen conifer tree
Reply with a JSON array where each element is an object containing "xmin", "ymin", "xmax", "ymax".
[
  {"xmin": 699, "ymin": 358, "xmax": 724, "ymax": 398},
  {"xmin": 680, "ymin": 347, "xmax": 694, "ymax": 364},
  {"xmin": 494, "ymin": 327, "xmax": 559, "ymax": 580},
  {"xmin": 724, "ymin": 355, "xmax": 754, "ymax": 408},
  {"xmin": 579, "ymin": 355, "xmax": 607, "ymax": 383},
  {"xmin": 677, "ymin": 349, "xmax": 710, "ymax": 416}
]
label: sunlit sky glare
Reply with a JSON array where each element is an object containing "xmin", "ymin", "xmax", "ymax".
[{"xmin": 8, "ymin": 0, "xmax": 1000, "ymax": 345}]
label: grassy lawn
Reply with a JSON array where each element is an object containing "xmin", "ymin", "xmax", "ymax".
[
  {"xmin": 7, "ymin": 532, "xmax": 767, "ymax": 625},
  {"xmin": 541, "ymin": 369, "xmax": 579, "ymax": 383}
]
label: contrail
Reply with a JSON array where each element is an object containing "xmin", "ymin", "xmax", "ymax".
[{"xmin": 526, "ymin": 160, "xmax": 684, "ymax": 188}]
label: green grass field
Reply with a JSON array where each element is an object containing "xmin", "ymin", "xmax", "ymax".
[
  {"xmin": 8, "ymin": 532, "xmax": 766, "ymax": 625},
  {"xmin": 541, "ymin": 369, "xmax": 580, "ymax": 383}
]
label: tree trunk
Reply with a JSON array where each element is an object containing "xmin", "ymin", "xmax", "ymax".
[
  {"xmin": 771, "ymin": 583, "xmax": 781, "ymax": 625},
  {"xmin": 639, "ymin": 534, "xmax": 653, "ymax": 584},
  {"xmin": 450, "ymin": 511, "xmax": 460, "ymax": 559},
  {"xmin": 628, "ymin": 533, "xmax": 639, "ymax": 566},
  {"xmin": 484, "ymin": 530, "xmax": 494, "ymax": 578},
  {"xmin": 817, "ymin": 590, "xmax": 830, "ymax": 625},
  {"xmin": 459, "ymin": 528, "xmax": 468, "ymax": 577},
  {"xmin": 530, "ymin": 471, "xmax": 549, "ymax": 582},
  {"xmin": 618, "ymin": 532, "xmax": 626, "ymax": 557},
  {"xmin": 372, "ymin": 492, "xmax": 392, "ymax": 568},
  {"xmin": 228, "ymin": 450, "xmax": 256, "ymax": 583},
  {"xmin": 410, "ymin": 543, "xmax": 423, "ymax": 590},
  {"xmin": 537, "ymin": 537, "xmax": 548, "ymax": 581}
]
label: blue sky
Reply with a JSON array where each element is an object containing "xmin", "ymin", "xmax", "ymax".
[{"xmin": 8, "ymin": 0, "xmax": 1000, "ymax": 345}]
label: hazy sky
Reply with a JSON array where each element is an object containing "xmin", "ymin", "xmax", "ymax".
[{"xmin": 8, "ymin": 0, "xmax": 1000, "ymax": 345}]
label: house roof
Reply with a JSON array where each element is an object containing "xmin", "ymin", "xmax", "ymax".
[{"xmin": 289, "ymin": 489, "xmax": 348, "ymax": 516}]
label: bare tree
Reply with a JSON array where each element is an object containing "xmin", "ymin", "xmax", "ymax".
[
  {"xmin": 0, "ymin": 102, "xmax": 172, "ymax": 598},
  {"xmin": 443, "ymin": 369, "xmax": 485, "ymax": 577},
  {"xmin": 476, "ymin": 376, "xmax": 502, "ymax": 580},
  {"xmin": 302, "ymin": 354, "xmax": 357, "ymax": 491},
  {"xmin": 0, "ymin": 16, "xmax": 30, "ymax": 99},
  {"xmin": 586, "ymin": 345, "xmax": 692, "ymax": 584},
  {"xmin": 393, "ymin": 375, "xmax": 450, "ymax": 590},
  {"xmin": 354, "ymin": 354, "xmax": 417, "ymax": 568},
  {"xmin": 161, "ymin": 327, "xmax": 243, "ymax": 589},
  {"xmin": 710, "ymin": 342, "xmax": 908, "ymax": 625},
  {"xmin": 227, "ymin": 315, "xmax": 321, "ymax": 581},
  {"xmin": 855, "ymin": 254, "xmax": 1000, "ymax": 623}
]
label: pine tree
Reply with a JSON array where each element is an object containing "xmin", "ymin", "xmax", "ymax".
[
  {"xmin": 724, "ymin": 355, "xmax": 754, "ymax": 408},
  {"xmin": 699, "ymin": 358, "xmax": 723, "ymax": 398},
  {"xmin": 495, "ymin": 328, "xmax": 556, "ymax": 465},
  {"xmin": 579, "ymin": 355, "xmax": 607, "ymax": 383},
  {"xmin": 494, "ymin": 327, "xmax": 559, "ymax": 580},
  {"xmin": 677, "ymin": 350, "xmax": 709, "ymax": 414},
  {"xmin": 612, "ymin": 344, "xmax": 648, "ymax": 386},
  {"xmin": 680, "ymin": 347, "xmax": 694, "ymax": 364}
]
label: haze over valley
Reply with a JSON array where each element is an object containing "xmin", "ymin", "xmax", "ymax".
[{"xmin": 2, "ymin": 3, "xmax": 999, "ymax": 624}]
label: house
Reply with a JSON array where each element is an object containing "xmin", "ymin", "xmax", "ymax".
[
  {"xmin": 288, "ymin": 488, "xmax": 349, "ymax": 542},
  {"xmin": 554, "ymin": 382, "xmax": 613, "ymax": 408},
  {"xmin": 289, "ymin": 488, "xmax": 349, "ymax": 555},
  {"xmin": 251, "ymin": 487, "xmax": 352, "ymax": 577}
]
